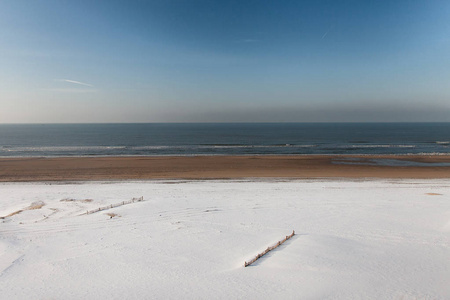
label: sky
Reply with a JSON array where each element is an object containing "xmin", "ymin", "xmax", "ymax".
[{"xmin": 0, "ymin": 0, "xmax": 449, "ymax": 123}]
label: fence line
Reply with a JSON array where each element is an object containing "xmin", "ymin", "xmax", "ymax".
[
  {"xmin": 83, "ymin": 196, "xmax": 144, "ymax": 215},
  {"xmin": 244, "ymin": 230, "xmax": 295, "ymax": 267}
]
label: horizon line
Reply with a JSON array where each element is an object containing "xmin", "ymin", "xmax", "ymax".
[{"xmin": 1, "ymin": 121, "xmax": 449, "ymax": 125}]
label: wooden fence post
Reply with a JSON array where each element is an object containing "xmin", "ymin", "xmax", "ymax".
[{"xmin": 244, "ymin": 230, "xmax": 295, "ymax": 267}]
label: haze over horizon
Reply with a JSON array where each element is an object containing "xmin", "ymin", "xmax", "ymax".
[{"xmin": 1, "ymin": 0, "xmax": 449, "ymax": 123}]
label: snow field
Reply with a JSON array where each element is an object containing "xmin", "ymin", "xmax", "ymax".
[{"xmin": 1, "ymin": 179, "xmax": 449, "ymax": 299}]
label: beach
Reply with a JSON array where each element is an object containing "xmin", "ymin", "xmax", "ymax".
[
  {"xmin": 1, "ymin": 155, "xmax": 450, "ymax": 299},
  {"xmin": 1, "ymin": 179, "xmax": 450, "ymax": 299},
  {"xmin": 1, "ymin": 155, "xmax": 450, "ymax": 181}
]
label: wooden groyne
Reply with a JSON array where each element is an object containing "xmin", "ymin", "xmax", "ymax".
[
  {"xmin": 83, "ymin": 196, "xmax": 144, "ymax": 215},
  {"xmin": 244, "ymin": 230, "xmax": 295, "ymax": 267}
]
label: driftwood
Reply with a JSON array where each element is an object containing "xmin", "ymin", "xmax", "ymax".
[
  {"xmin": 83, "ymin": 196, "xmax": 144, "ymax": 215},
  {"xmin": 244, "ymin": 230, "xmax": 295, "ymax": 267}
]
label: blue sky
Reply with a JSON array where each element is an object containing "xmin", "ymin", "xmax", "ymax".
[{"xmin": 1, "ymin": 0, "xmax": 449, "ymax": 123}]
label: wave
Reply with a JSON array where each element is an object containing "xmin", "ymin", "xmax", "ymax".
[
  {"xmin": 199, "ymin": 144, "xmax": 317, "ymax": 148},
  {"xmin": 417, "ymin": 152, "xmax": 450, "ymax": 156},
  {"xmin": 1, "ymin": 144, "xmax": 448, "ymax": 157},
  {"xmin": 321, "ymin": 145, "xmax": 417, "ymax": 150},
  {"xmin": 0, "ymin": 146, "xmax": 128, "ymax": 152},
  {"xmin": 0, "ymin": 144, "xmax": 319, "ymax": 152},
  {"xmin": 350, "ymin": 145, "xmax": 416, "ymax": 148}
]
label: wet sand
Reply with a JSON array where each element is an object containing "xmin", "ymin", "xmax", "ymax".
[{"xmin": 1, "ymin": 155, "xmax": 449, "ymax": 181}]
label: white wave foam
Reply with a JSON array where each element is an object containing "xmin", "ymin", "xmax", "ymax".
[
  {"xmin": 1, "ymin": 146, "xmax": 127, "ymax": 152},
  {"xmin": 351, "ymin": 145, "xmax": 416, "ymax": 148}
]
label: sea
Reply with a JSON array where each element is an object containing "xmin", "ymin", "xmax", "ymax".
[{"xmin": 0, "ymin": 123, "xmax": 449, "ymax": 157}]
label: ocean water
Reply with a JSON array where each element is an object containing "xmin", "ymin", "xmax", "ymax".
[{"xmin": 0, "ymin": 123, "xmax": 449, "ymax": 157}]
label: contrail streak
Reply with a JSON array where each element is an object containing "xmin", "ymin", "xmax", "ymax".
[
  {"xmin": 59, "ymin": 79, "xmax": 94, "ymax": 87},
  {"xmin": 321, "ymin": 25, "xmax": 333, "ymax": 40}
]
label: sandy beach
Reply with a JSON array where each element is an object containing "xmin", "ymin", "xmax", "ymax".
[
  {"xmin": 1, "ymin": 155, "xmax": 450, "ymax": 181},
  {"xmin": 1, "ymin": 155, "xmax": 450, "ymax": 298}
]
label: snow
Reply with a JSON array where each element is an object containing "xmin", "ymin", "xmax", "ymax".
[{"xmin": 1, "ymin": 179, "xmax": 449, "ymax": 299}]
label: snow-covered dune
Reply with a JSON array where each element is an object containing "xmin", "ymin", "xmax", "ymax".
[{"xmin": 1, "ymin": 179, "xmax": 449, "ymax": 299}]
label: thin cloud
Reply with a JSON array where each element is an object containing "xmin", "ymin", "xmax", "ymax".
[
  {"xmin": 57, "ymin": 79, "xmax": 94, "ymax": 87},
  {"xmin": 321, "ymin": 25, "xmax": 333, "ymax": 40}
]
